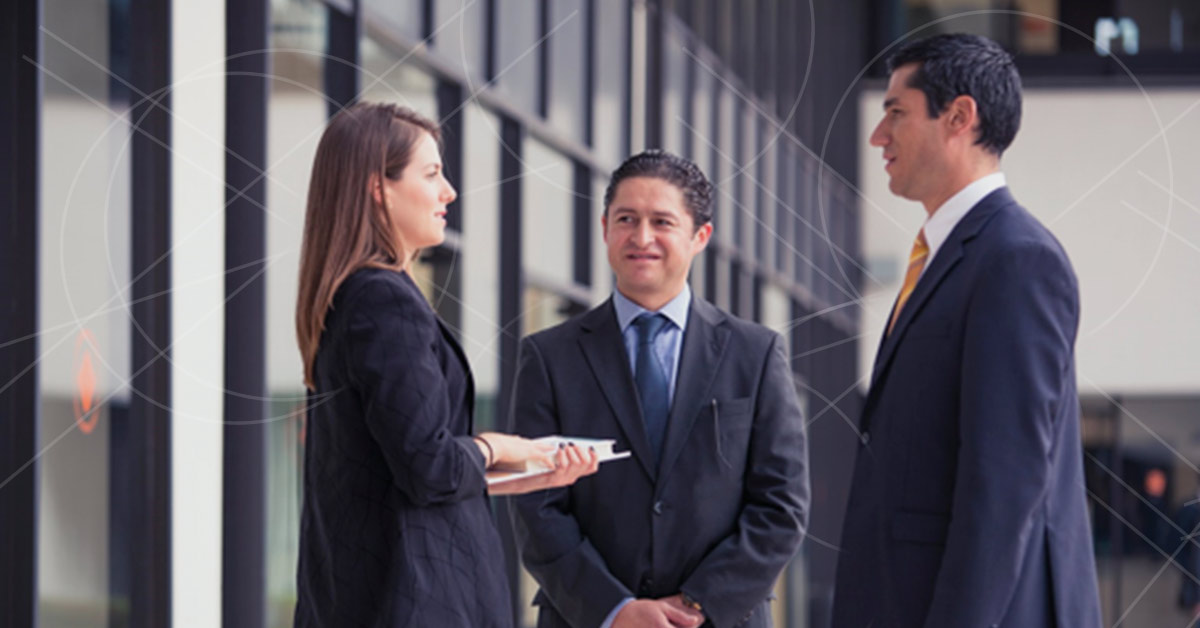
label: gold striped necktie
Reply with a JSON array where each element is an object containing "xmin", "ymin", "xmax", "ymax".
[{"xmin": 888, "ymin": 229, "xmax": 929, "ymax": 335}]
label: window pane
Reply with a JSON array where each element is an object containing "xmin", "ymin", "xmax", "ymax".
[
  {"xmin": 762, "ymin": 283, "xmax": 791, "ymax": 341},
  {"xmin": 738, "ymin": 105, "xmax": 756, "ymax": 253},
  {"xmin": 38, "ymin": 0, "xmax": 130, "ymax": 621},
  {"xmin": 690, "ymin": 53, "xmax": 715, "ymax": 174},
  {"xmin": 663, "ymin": 18, "xmax": 688, "ymax": 154},
  {"xmin": 360, "ymin": 36, "xmax": 438, "ymax": 117},
  {"xmin": 521, "ymin": 139, "xmax": 574, "ymax": 287},
  {"xmin": 594, "ymin": 0, "xmax": 628, "ymax": 166},
  {"xmin": 775, "ymin": 144, "xmax": 793, "ymax": 276},
  {"xmin": 547, "ymin": 0, "xmax": 586, "ymax": 142},
  {"xmin": 889, "ymin": 0, "xmax": 1200, "ymax": 57},
  {"xmin": 433, "ymin": 0, "xmax": 486, "ymax": 82},
  {"xmin": 757, "ymin": 119, "xmax": 775, "ymax": 268},
  {"xmin": 265, "ymin": 1, "xmax": 329, "ymax": 624},
  {"xmin": 794, "ymin": 157, "xmax": 814, "ymax": 291},
  {"xmin": 495, "ymin": 0, "xmax": 540, "ymax": 113},
  {"xmin": 521, "ymin": 285, "xmax": 576, "ymax": 336},
  {"xmin": 715, "ymin": 86, "xmax": 735, "ymax": 246},
  {"xmin": 714, "ymin": 253, "xmax": 731, "ymax": 310},
  {"xmin": 592, "ymin": 175, "xmax": 614, "ymax": 302},
  {"xmin": 460, "ymin": 104, "xmax": 502, "ymax": 428},
  {"xmin": 365, "ymin": 0, "xmax": 423, "ymax": 42}
]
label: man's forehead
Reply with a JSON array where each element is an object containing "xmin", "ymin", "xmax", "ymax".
[
  {"xmin": 611, "ymin": 178, "xmax": 684, "ymax": 204},
  {"xmin": 612, "ymin": 176, "xmax": 682, "ymax": 195},
  {"xmin": 884, "ymin": 66, "xmax": 923, "ymax": 104}
]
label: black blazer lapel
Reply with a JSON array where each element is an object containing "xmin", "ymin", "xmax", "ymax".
[
  {"xmin": 436, "ymin": 317, "xmax": 476, "ymax": 429},
  {"xmin": 657, "ymin": 299, "xmax": 730, "ymax": 484},
  {"xmin": 868, "ymin": 187, "xmax": 1016, "ymax": 391},
  {"xmin": 578, "ymin": 300, "xmax": 657, "ymax": 482}
]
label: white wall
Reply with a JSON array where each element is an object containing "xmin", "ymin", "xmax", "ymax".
[
  {"xmin": 858, "ymin": 86, "xmax": 1200, "ymax": 396},
  {"xmin": 171, "ymin": 0, "xmax": 226, "ymax": 624}
]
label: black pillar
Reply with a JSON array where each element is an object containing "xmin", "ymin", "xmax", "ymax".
[
  {"xmin": 128, "ymin": 0, "xmax": 174, "ymax": 624},
  {"xmin": 223, "ymin": 0, "xmax": 269, "ymax": 626},
  {"xmin": 496, "ymin": 116, "xmax": 525, "ymax": 628},
  {"xmin": 0, "ymin": 0, "xmax": 41, "ymax": 624},
  {"xmin": 326, "ymin": 0, "xmax": 362, "ymax": 118}
]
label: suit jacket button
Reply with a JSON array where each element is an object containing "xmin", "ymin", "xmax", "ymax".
[
  {"xmin": 859, "ymin": 431, "xmax": 871, "ymax": 446},
  {"xmin": 653, "ymin": 500, "xmax": 664, "ymax": 516}
]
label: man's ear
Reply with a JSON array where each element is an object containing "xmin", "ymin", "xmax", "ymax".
[
  {"xmin": 600, "ymin": 211, "xmax": 609, "ymax": 242},
  {"xmin": 692, "ymin": 222, "xmax": 713, "ymax": 253},
  {"xmin": 945, "ymin": 94, "xmax": 979, "ymax": 139}
]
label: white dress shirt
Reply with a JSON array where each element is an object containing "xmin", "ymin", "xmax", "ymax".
[{"xmin": 920, "ymin": 172, "xmax": 1006, "ymax": 277}]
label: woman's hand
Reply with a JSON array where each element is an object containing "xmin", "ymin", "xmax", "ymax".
[
  {"xmin": 477, "ymin": 433, "xmax": 600, "ymax": 496},
  {"xmin": 475, "ymin": 432, "xmax": 555, "ymax": 469}
]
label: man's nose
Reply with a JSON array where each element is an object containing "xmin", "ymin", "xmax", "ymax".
[
  {"xmin": 869, "ymin": 120, "xmax": 887, "ymax": 147},
  {"xmin": 632, "ymin": 221, "xmax": 654, "ymax": 245}
]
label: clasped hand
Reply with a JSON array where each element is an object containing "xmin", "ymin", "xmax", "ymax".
[{"xmin": 613, "ymin": 595, "xmax": 705, "ymax": 628}]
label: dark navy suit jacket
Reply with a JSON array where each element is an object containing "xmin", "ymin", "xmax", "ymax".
[
  {"xmin": 294, "ymin": 268, "xmax": 512, "ymax": 628},
  {"xmin": 832, "ymin": 188, "xmax": 1102, "ymax": 627},
  {"xmin": 508, "ymin": 297, "xmax": 809, "ymax": 628}
]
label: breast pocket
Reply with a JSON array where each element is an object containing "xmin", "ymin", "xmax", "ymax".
[{"xmin": 710, "ymin": 396, "xmax": 753, "ymax": 470}]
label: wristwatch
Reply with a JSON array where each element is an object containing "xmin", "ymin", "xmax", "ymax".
[{"xmin": 680, "ymin": 592, "xmax": 703, "ymax": 613}]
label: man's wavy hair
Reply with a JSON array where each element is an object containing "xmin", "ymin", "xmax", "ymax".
[
  {"xmin": 603, "ymin": 149, "xmax": 714, "ymax": 230},
  {"xmin": 887, "ymin": 33, "xmax": 1023, "ymax": 156}
]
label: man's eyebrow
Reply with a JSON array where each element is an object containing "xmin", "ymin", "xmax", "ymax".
[{"xmin": 882, "ymin": 97, "xmax": 898, "ymax": 110}]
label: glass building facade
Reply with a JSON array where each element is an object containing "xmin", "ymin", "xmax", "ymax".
[{"xmin": 8, "ymin": 0, "xmax": 1196, "ymax": 627}]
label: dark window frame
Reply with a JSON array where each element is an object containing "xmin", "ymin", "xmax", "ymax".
[
  {"xmin": 128, "ymin": 0, "xmax": 175, "ymax": 624},
  {"xmin": 223, "ymin": 0, "xmax": 272, "ymax": 625},
  {"xmin": 0, "ymin": 0, "xmax": 41, "ymax": 624}
]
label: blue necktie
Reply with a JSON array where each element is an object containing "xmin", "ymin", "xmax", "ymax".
[{"xmin": 634, "ymin": 314, "xmax": 670, "ymax": 462}]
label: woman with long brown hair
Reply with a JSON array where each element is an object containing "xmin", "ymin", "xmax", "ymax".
[{"xmin": 293, "ymin": 102, "xmax": 596, "ymax": 627}]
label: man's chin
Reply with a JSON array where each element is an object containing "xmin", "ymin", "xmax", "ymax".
[{"xmin": 615, "ymin": 277, "xmax": 661, "ymax": 296}]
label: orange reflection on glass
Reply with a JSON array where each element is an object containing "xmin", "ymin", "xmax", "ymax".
[{"xmin": 73, "ymin": 329, "xmax": 99, "ymax": 434}]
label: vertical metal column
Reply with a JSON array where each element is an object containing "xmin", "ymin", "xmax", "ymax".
[
  {"xmin": 644, "ymin": 0, "xmax": 664, "ymax": 148},
  {"xmin": 435, "ymin": 80, "xmax": 465, "ymax": 330},
  {"xmin": 1108, "ymin": 398, "xmax": 1124, "ymax": 625},
  {"xmin": 223, "ymin": 0, "xmax": 269, "ymax": 625},
  {"xmin": 0, "ymin": 0, "xmax": 41, "ymax": 624},
  {"xmin": 496, "ymin": 116, "xmax": 525, "ymax": 628},
  {"xmin": 129, "ymin": 0, "xmax": 174, "ymax": 624},
  {"xmin": 326, "ymin": 0, "xmax": 361, "ymax": 118}
]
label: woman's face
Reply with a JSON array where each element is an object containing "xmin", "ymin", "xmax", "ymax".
[{"xmin": 381, "ymin": 131, "xmax": 457, "ymax": 255}]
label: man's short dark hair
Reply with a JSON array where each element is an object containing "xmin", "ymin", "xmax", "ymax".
[
  {"xmin": 603, "ymin": 149, "xmax": 714, "ymax": 229},
  {"xmin": 887, "ymin": 33, "xmax": 1022, "ymax": 156}
]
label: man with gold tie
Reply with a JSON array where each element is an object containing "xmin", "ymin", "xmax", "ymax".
[{"xmin": 832, "ymin": 34, "xmax": 1102, "ymax": 627}]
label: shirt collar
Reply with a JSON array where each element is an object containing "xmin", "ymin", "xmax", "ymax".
[
  {"xmin": 923, "ymin": 172, "xmax": 1006, "ymax": 262},
  {"xmin": 613, "ymin": 284, "xmax": 692, "ymax": 333}
]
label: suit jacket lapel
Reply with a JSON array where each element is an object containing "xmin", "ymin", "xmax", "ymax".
[
  {"xmin": 868, "ymin": 187, "xmax": 1016, "ymax": 393},
  {"xmin": 578, "ymin": 300, "xmax": 657, "ymax": 482},
  {"xmin": 436, "ymin": 317, "xmax": 476, "ymax": 429},
  {"xmin": 658, "ymin": 299, "xmax": 730, "ymax": 484}
]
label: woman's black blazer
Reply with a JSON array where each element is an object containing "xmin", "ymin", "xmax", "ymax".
[{"xmin": 294, "ymin": 268, "xmax": 511, "ymax": 627}]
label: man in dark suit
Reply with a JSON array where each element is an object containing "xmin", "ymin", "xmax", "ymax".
[
  {"xmin": 832, "ymin": 34, "xmax": 1102, "ymax": 627},
  {"xmin": 508, "ymin": 150, "xmax": 809, "ymax": 628}
]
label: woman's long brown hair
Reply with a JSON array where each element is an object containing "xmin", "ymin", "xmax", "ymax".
[{"xmin": 295, "ymin": 102, "xmax": 441, "ymax": 390}]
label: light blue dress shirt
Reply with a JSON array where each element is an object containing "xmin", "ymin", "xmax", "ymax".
[
  {"xmin": 612, "ymin": 285, "xmax": 691, "ymax": 405},
  {"xmin": 601, "ymin": 285, "xmax": 692, "ymax": 628}
]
